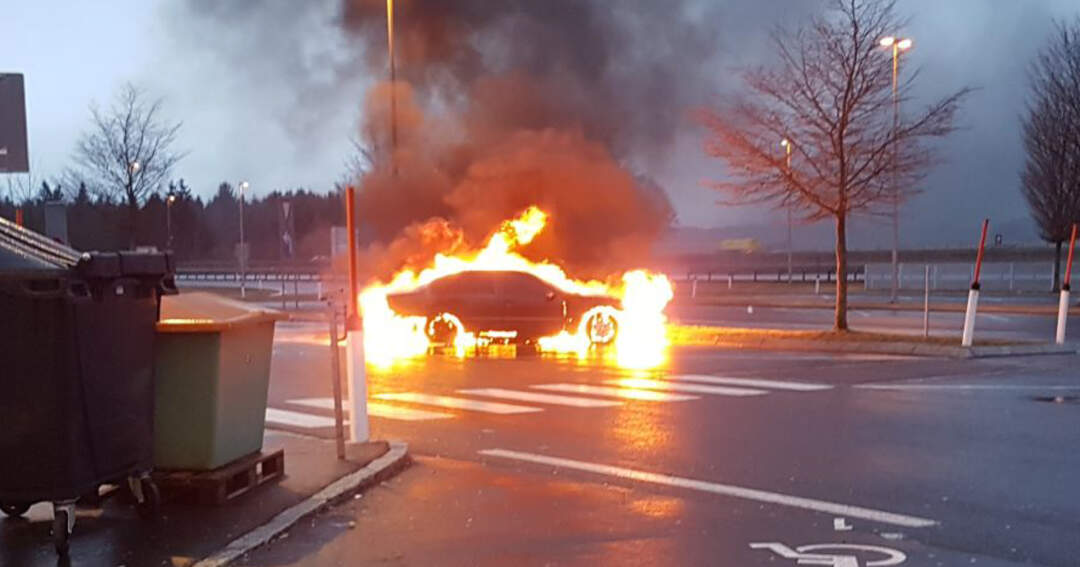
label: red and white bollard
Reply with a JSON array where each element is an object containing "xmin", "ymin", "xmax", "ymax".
[
  {"xmin": 961, "ymin": 219, "xmax": 989, "ymax": 347},
  {"xmin": 1055, "ymin": 224, "xmax": 1077, "ymax": 345},
  {"xmin": 344, "ymin": 186, "xmax": 369, "ymax": 443}
]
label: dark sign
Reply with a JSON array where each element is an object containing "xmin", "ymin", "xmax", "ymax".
[{"xmin": 0, "ymin": 73, "xmax": 30, "ymax": 173}]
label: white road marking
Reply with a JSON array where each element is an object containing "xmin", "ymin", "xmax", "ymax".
[
  {"xmin": 479, "ymin": 449, "xmax": 938, "ymax": 528},
  {"xmin": 458, "ymin": 388, "xmax": 623, "ymax": 408},
  {"xmin": 287, "ymin": 397, "xmax": 453, "ymax": 421},
  {"xmin": 605, "ymin": 378, "xmax": 767, "ymax": 397},
  {"xmin": 265, "ymin": 408, "xmax": 336, "ymax": 429},
  {"xmin": 834, "ymin": 517, "xmax": 853, "ymax": 531},
  {"xmin": 532, "ymin": 383, "xmax": 699, "ymax": 402},
  {"xmin": 854, "ymin": 384, "xmax": 1080, "ymax": 391},
  {"xmin": 375, "ymin": 392, "xmax": 542, "ymax": 414},
  {"xmin": 668, "ymin": 374, "xmax": 832, "ymax": 392}
]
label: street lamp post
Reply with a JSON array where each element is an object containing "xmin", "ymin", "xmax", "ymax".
[
  {"xmin": 239, "ymin": 181, "xmax": 249, "ymax": 299},
  {"xmin": 879, "ymin": 35, "xmax": 912, "ymax": 303},
  {"xmin": 166, "ymin": 192, "xmax": 176, "ymax": 250},
  {"xmin": 387, "ymin": 0, "xmax": 398, "ymax": 174},
  {"xmin": 780, "ymin": 138, "xmax": 794, "ymax": 284}
]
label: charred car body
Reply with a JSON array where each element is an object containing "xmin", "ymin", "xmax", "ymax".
[{"xmin": 386, "ymin": 270, "xmax": 620, "ymax": 345}]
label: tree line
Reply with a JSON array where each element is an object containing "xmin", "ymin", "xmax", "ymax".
[{"xmin": 0, "ymin": 179, "xmax": 345, "ymax": 264}]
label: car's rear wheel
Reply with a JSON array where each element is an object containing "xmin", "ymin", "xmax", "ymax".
[
  {"xmin": 425, "ymin": 313, "xmax": 461, "ymax": 345},
  {"xmin": 585, "ymin": 311, "xmax": 618, "ymax": 345}
]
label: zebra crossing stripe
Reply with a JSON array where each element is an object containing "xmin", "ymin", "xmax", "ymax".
[
  {"xmin": 375, "ymin": 392, "xmax": 543, "ymax": 414},
  {"xmin": 669, "ymin": 375, "xmax": 832, "ymax": 392},
  {"xmin": 606, "ymin": 378, "xmax": 767, "ymax": 397},
  {"xmin": 287, "ymin": 397, "xmax": 453, "ymax": 421},
  {"xmin": 265, "ymin": 408, "xmax": 335, "ymax": 429},
  {"xmin": 532, "ymin": 383, "xmax": 698, "ymax": 402},
  {"xmin": 459, "ymin": 388, "xmax": 623, "ymax": 408}
]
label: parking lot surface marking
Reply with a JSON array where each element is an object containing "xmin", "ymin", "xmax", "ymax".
[
  {"xmin": 479, "ymin": 448, "xmax": 938, "ymax": 528},
  {"xmin": 375, "ymin": 392, "xmax": 543, "ymax": 414},
  {"xmin": 669, "ymin": 374, "xmax": 834, "ymax": 391},
  {"xmin": 605, "ymin": 377, "xmax": 767, "ymax": 397},
  {"xmin": 531, "ymin": 383, "xmax": 699, "ymax": 402},
  {"xmin": 458, "ymin": 388, "xmax": 624, "ymax": 407}
]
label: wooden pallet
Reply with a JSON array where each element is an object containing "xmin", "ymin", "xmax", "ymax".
[{"xmin": 155, "ymin": 449, "xmax": 285, "ymax": 506}]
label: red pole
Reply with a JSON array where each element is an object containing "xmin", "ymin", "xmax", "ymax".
[
  {"xmin": 14, "ymin": 208, "xmax": 23, "ymax": 227},
  {"xmin": 972, "ymin": 219, "xmax": 989, "ymax": 288},
  {"xmin": 1065, "ymin": 223, "xmax": 1078, "ymax": 290},
  {"xmin": 344, "ymin": 186, "xmax": 360, "ymax": 322}
]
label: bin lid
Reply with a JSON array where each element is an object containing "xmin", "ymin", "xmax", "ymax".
[
  {"xmin": 118, "ymin": 250, "xmax": 173, "ymax": 276},
  {"xmin": 157, "ymin": 292, "xmax": 286, "ymax": 333},
  {"xmin": 0, "ymin": 215, "xmax": 82, "ymax": 270}
]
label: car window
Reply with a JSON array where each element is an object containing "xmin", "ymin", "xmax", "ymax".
[
  {"xmin": 499, "ymin": 272, "xmax": 555, "ymax": 297},
  {"xmin": 429, "ymin": 272, "xmax": 497, "ymax": 296}
]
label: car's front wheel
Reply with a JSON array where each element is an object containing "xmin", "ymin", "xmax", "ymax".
[
  {"xmin": 585, "ymin": 311, "xmax": 618, "ymax": 345},
  {"xmin": 425, "ymin": 313, "xmax": 461, "ymax": 345}
]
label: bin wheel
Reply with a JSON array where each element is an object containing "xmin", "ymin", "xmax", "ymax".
[
  {"xmin": 52, "ymin": 509, "xmax": 71, "ymax": 555},
  {"xmin": 80, "ymin": 485, "xmax": 103, "ymax": 507},
  {"xmin": 135, "ymin": 478, "xmax": 161, "ymax": 521},
  {"xmin": 1, "ymin": 503, "xmax": 31, "ymax": 518}
]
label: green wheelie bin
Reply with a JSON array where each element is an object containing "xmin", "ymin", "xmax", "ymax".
[{"xmin": 153, "ymin": 292, "xmax": 284, "ymax": 471}]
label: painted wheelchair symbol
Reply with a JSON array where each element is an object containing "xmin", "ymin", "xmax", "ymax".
[{"xmin": 750, "ymin": 542, "xmax": 907, "ymax": 567}]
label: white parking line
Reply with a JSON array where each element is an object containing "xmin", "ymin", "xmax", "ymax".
[
  {"xmin": 532, "ymin": 383, "xmax": 699, "ymax": 402},
  {"xmin": 458, "ymin": 388, "xmax": 623, "ymax": 408},
  {"xmin": 265, "ymin": 408, "xmax": 336, "ymax": 429},
  {"xmin": 854, "ymin": 384, "xmax": 1080, "ymax": 391},
  {"xmin": 669, "ymin": 375, "xmax": 833, "ymax": 392},
  {"xmin": 375, "ymin": 392, "xmax": 543, "ymax": 414},
  {"xmin": 479, "ymin": 449, "xmax": 937, "ymax": 529},
  {"xmin": 287, "ymin": 397, "xmax": 454, "ymax": 421},
  {"xmin": 605, "ymin": 378, "xmax": 767, "ymax": 397}
]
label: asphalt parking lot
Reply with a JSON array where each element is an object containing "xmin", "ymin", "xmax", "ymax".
[{"xmin": 245, "ymin": 314, "xmax": 1080, "ymax": 567}]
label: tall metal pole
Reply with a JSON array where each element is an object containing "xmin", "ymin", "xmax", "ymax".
[
  {"xmin": 387, "ymin": 0, "xmax": 398, "ymax": 175},
  {"xmin": 781, "ymin": 139, "xmax": 794, "ymax": 284},
  {"xmin": 889, "ymin": 42, "xmax": 900, "ymax": 303},
  {"xmin": 166, "ymin": 198, "xmax": 173, "ymax": 250},
  {"xmin": 785, "ymin": 142, "xmax": 793, "ymax": 284},
  {"xmin": 239, "ymin": 183, "xmax": 247, "ymax": 299}
]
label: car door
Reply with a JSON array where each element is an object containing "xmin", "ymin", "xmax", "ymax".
[
  {"xmin": 498, "ymin": 272, "xmax": 564, "ymax": 339},
  {"xmin": 428, "ymin": 272, "xmax": 501, "ymax": 332}
]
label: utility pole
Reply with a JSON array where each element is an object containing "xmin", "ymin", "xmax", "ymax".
[
  {"xmin": 781, "ymin": 138, "xmax": 794, "ymax": 284},
  {"xmin": 880, "ymin": 35, "xmax": 912, "ymax": 303}
]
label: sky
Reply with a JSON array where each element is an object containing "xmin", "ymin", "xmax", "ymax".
[{"xmin": 3, "ymin": 0, "xmax": 1079, "ymax": 250}]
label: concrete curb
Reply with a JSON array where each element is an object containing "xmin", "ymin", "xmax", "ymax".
[
  {"xmin": 192, "ymin": 441, "xmax": 410, "ymax": 567},
  {"xmin": 696, "ymin": 337, "xmax": 1078, "ymax": 359}
]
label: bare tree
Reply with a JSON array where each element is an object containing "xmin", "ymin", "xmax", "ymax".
[
  {"xmin": 1021, "ymin": 18, "xmax": 1080, "ymax": 292},
  {"xmin": 73, "ymin": 83, "xmax": 183, "ymax": 247},
  {"xmin": 3, "ymin": 170, "xmax": 37, "ymax": 203},
  {"xmin": 700, "ymin": 0, "xmax": 969, "ymax": 330}
]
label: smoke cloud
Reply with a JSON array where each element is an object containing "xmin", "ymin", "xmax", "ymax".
[
  {"xmin": 344, "ymin": 0, "xmax": 723, "ymax": 279},
  {"xmin": 173, "ymin": 0, "xmax": 727, "ymax": 280}
]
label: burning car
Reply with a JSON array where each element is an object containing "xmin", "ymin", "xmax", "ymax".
[
  {"xmin": 386, "ymin": 270, "xmax": 621, "ymax": 346},
  {"xmin": 360, "ymin": 206, "xmax": 673, "ymax": 368}
]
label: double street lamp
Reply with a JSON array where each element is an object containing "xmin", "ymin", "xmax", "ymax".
[{"xmin": 879, "ymin": 35, "xmax": 913, "ymax": 302}]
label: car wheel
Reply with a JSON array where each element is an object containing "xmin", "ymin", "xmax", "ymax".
[
  {"xmin": 1, "ymin": 502, "xmax": 31, "ymax": 518},
  {"xmin": 586, "ymin": 311, "xmax": 618, "ymax": 345},
  {"xmin": 425, "ymin": 313, "xmax": 461, "ymax": 345}
]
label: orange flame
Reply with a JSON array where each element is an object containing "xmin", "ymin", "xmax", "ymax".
[{"xmin": 359, "ymin": 206, "xmax": 672, "ymax": 368}]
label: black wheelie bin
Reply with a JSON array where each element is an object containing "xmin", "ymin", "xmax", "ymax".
[{"xmin": 0, "ymin": 215, "xmax": 176, "ymax": 555}]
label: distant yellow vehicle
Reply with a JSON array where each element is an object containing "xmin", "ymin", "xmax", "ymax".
[{"xmin": 718, "ymin": 238, "xmax": 762, "ymax": 254}]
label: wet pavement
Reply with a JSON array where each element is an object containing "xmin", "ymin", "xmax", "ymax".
[
  {"xmin": 0, "ymin": 431, "xmax": 367, "ymax": 567},
  {"xmin": 239, "ymin": 314, "xmax": 1080, "ymax": 567}
]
